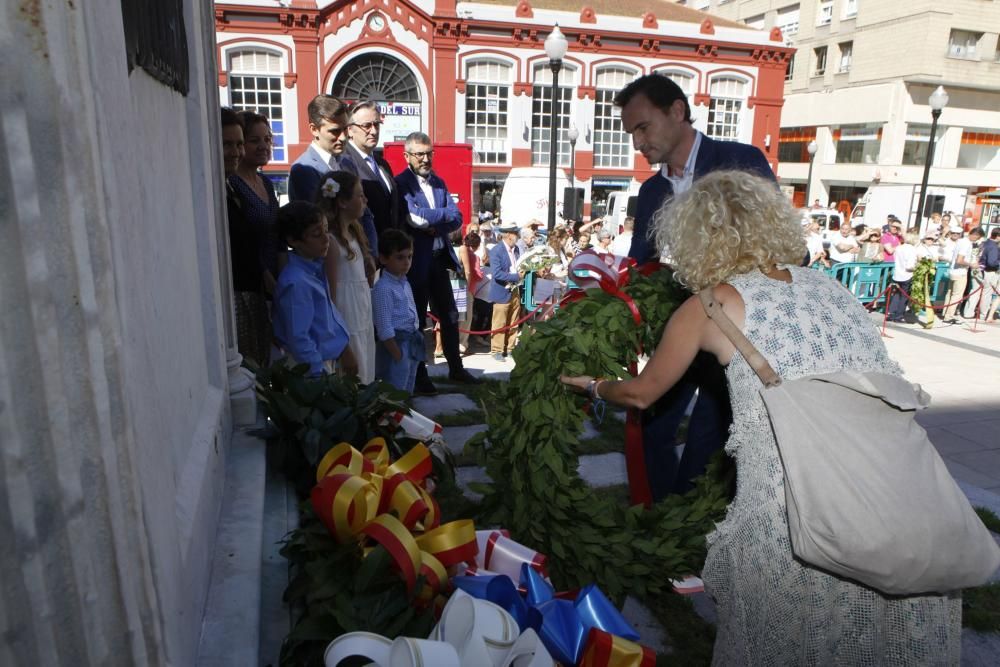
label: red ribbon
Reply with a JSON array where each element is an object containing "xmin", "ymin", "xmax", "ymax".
[
  {"xmin": 561, "ymin": 252, "xmax": 664, "ymax": 508},
  {"xmin": 561, "ymin": 251, "xmax": 645, "ymax": 325}
]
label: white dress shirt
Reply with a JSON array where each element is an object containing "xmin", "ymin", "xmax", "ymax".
[
  {"xmin": 408, "ymin": 172, "xmax": 446, "ymax": 251},
  {"xmin": 660, "ymin": 131, "xmax": 703, "ymax": 196},
  {"xmin": 311, "ymin": 143, "xmax": 338, "ymax": 170}
]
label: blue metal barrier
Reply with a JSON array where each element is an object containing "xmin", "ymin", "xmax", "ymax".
[{"xmin": 931, "ymin": 261, "xmax": 951, "ymax": 303}]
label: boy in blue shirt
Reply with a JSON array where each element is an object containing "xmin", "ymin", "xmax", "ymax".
[
  {"xmin": 273, "ymin": 201, "xmax": 357, "ymax": 377},
  {"xmin": 372, "ymin": 230, "xmax": 422, "ymax": 392}
]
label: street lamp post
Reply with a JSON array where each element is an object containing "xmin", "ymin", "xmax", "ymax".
[
  {"xmin": 567, "ymin": 125, "xmax": 580, "ymax": 187},
  {"xmin": 914, "ymin": 86, "xmax": 949, "ymax": 234},
  {"xmin": 805, "ymin": 139, "xmax": 818, "ymax": 207},
  {"xmin": 544, "ymin": 25, "xmax": 568, "ymax": 231}
]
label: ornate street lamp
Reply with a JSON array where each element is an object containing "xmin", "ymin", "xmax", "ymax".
[
  {"xmin": 544, "ymin": 24, "xmax": 568, "ymax": 231},
  {"xmin": 567, "ymin": 125, "xmax": 580, "ymax": 186},
  {"xmin": 805, "ymin": 139, "xmax": 818, "ymax": 207},
  {"xmin": 914, "ymin": 86, "xmax": 949, "ymax": 233}
]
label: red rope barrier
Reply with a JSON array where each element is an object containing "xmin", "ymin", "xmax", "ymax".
[
  {"xmin": 891, "ymin": 283, "xmax": 984, "ymax": 312},
  {"xmin": 425, "ymin": 297, "xmax": 552, "ymax": 336}
]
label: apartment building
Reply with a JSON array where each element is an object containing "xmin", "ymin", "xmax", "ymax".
[{"xmin": 682, "ymin": 0, "xmax": 1000, "ymax": 226}]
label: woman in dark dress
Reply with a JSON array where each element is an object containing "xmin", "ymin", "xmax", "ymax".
[{"xmin": 225, "ymin": 109, "xmax": 282, "ymax": 368}]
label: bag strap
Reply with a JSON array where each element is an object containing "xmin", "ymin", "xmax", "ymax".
[{"xmin": 697, "ymin": 289, "xmax": 782, "ymax": 388}]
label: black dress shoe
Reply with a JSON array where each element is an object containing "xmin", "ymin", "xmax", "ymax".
[
  {"xmin": 413, "ymin": 377, "xmax": 438, "ymax": 396},
  {"xmin": 448, "ymin": 369, "xmax": 481, "ymax": 384}
]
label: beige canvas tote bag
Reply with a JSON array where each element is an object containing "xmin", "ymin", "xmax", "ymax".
[{"xmin": 699, "ymin": 288, "xmax": 1000, "ymax": 595}]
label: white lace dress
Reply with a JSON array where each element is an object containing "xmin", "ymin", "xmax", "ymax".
[
  {"xmin": 331, "ymin": 237, "xmax": 375, "ymax": 384},
  {"xmin": 702, "ymin": 266, "xmax": 961, "ymax": 666}
]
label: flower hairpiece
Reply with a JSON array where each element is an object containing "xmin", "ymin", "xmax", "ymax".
[{"xmin": 321, "ymin": 178, "xmax": 341, "ymax": 198}]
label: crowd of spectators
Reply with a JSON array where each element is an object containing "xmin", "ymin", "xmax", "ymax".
[{"xmin": 801, "ymin": 210, "xmax": 999, "ymax": 323}]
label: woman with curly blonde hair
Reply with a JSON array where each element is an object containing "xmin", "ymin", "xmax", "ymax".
[{"xmin": 562, "ymin": 170, "xmax": 960, "ymax": 665}]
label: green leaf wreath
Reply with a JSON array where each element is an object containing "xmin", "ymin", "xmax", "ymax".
[
  {"xmin": 909, "ymin": 257, "xmax": 937, "ymax": 312},
  {"xmin": 471, "ymin": 268, "xmax": 733, "ymax": 600}
]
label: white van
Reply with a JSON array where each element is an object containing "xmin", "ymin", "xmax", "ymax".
[
  {"xmin": 499, "ymin": 167, "xmax": 572, "ymax": 226},
  {"xmin": 801, "ymin": 208, "xmax": 845, "ymax": 241},
  {"xmin": 605, "ymin": 189, "xmax": 640, "ymax": 237},
  {"xmin": 851, "ymin": 184, "xmax": 968, "ymax": 235}
]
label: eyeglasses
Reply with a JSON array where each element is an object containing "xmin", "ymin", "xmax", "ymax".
[
  {"xmin": 351, "ymin": 121, "xmax": 382, "ymax": 132},
  {"xmin": 406, "ymin": 150, "xmax": 434, "ymax": 160}
]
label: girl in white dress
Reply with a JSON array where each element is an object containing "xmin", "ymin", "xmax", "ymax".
[{"xmin": 317, "ymin": 171, "xmax": 376, "ymax": 384}]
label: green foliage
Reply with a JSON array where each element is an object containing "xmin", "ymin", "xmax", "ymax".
[
  {"xmin": 256, "ymin": 363, "xmax": 410, "ymax": 496},
  {"xmin": 975, "ymin": 507, "xmax": 1000, "ymax": 534},
  {"xmin": 963, "ymin": 582, "xmax": 1000, "ymax": 633},
  {"xmin": 256, "ymin": 367, "xmax": 471, "ymax": 665},
  {"xmin": 643, "ymin": 593, "xmax": 716, "ymax": 666},
  {"xmin": 910, "ymin": 258, "xmax": 937, "ymax": 309},
  {"xmin": 278, "ymin": 506, "xmax": 437, "ymax": 666},
  {"xmin": 474, "ymin": 268, "xmax": 734, "ymax": 600}
]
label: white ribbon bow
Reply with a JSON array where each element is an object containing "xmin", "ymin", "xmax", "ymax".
[{"xmin": 324, "ymin": 590, "xmax": 553, "ymax": 667}]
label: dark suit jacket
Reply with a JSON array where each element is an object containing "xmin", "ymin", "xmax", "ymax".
[
  {"xmin": 288, "ymin": 144, "xmax": 379, "ymax": 255},
  {"xmin": 629, "ymin": 133, "xmax": 775, "ymax": 263},
  {"xmin": 395, "ymin": 168, "xmax": 462, "ymax": 285},
  {"xmin": 345, "ymin": 142, "xmax": 406, "ymax": 236}
]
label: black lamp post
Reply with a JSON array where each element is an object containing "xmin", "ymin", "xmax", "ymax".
[
  {"xmin": 914, "ymin": 85, "xmax": 949, "ymax": 234},
  {"xmin": 544, "ymin": 25, "xmax": 568, "ymax": 231}
]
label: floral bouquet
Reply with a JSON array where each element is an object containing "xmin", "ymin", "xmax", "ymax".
[{"xmin": 514, "ymin": 245, "xmax": 560, "ymax": 275}]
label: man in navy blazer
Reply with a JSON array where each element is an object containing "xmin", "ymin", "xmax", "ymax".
[
  {"xmin": 486, "ymin": 222, "xmax": 523, "ymax": 361},
  {"xmin": 346, "ymin": 101, "xmax": 407, "ymax": 236},
  {"xmin": 616, "ymin": 74, "xmax": 776, "ymax": 501},
  {"xmin": 396, "ymin": 132, "xmax": 478, "ymax": 391},
  {"xmin": 288, "ymin": 95, "xmax": 378, "ymax": 255}
]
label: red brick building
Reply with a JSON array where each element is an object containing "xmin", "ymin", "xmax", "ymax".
[{"xmin": 215, "ymin": 0, "xmax": 790, "ymax": 217}]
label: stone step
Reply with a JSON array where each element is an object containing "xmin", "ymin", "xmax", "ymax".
[
  {"xmin": 456, "ymin": 465, "xmax": 492, "ymax": 501},
  {"xmin": 455, "ymin": 452, "xmax": 629, "ymax": 501},
  {"xmin": 577, "ymin": 452, "xmax": 628, "ymax": 487},
  {"xmin": 441, "ymin": 424, "xmax": 488, "ymax": 455},
  {"xmin": 412, "ymin": 393, "xmax": 479, "ymax": 419},
  {"xmin": 621, "ymin": 596, "xmax": 670, "ymax": 656}
]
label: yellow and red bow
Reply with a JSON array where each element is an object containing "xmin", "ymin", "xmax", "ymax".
[
  {"xmin": 580, "ymin": 627, "xmax": 655, "ymax": 667},
  {"xmin": 311, "ymin": 438, "xmax": 477, "ymax": 599}
]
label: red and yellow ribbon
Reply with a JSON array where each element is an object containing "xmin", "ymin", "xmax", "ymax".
[
  {"xmin": 580, "ymin": 628, "xmax": 655, "ymax": 667},
  {"xmin": 310, "ymin": 438, "xmax": 475, "ymax": 599}
]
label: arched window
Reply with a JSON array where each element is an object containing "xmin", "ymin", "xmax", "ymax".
[
  {"xmin": 228, "ymin": 49, "xmax": 286, "ymax": 161},
  {"xmin": 531, "ymin": 64, "xmax": 578, "ymax": 167},
  {"xmin": 651, "ymin": 68, "xmax": 695, "ymax": 98},
  {"xmin": 332, "ymin": 53, "xmax": 421, "ymax": 102},
  {"xmin": 593, "ymin": 66, "xmax": 638, "ymax": 168},
  {"xmin": 465, "ymin": 60, "xmax": 512, "ymax": 165},
  {"xmin": 706, "ymin": 76, "xmax": 749, "ymax": 142}
]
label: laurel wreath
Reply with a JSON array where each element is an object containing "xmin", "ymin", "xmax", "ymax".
[{"xmin": 468, "ymin": 268, "xmax": 732, "ymax": 600}]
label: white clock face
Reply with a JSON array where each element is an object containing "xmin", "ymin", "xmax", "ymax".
[{"xmin": 368, "ymin": 14, "xmax": 386, "ymax": 31}]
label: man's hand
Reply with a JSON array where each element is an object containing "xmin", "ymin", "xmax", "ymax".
[
  {"xmin": 383, "ymin": 338, "xmax": 403, "ymax": 363},
  {"xmin": 338, "ymin": 346, "xmax": 359, "ymax": 377}
]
